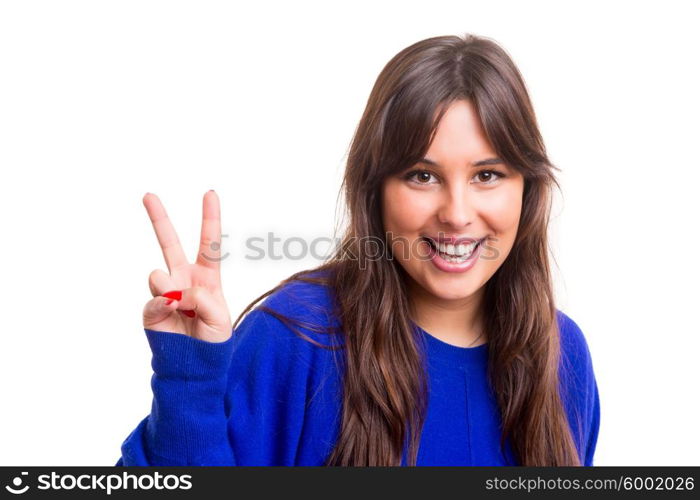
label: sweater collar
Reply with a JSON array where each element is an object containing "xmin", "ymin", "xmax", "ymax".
[{"xmin": 411, "ymin": 321, "xmax": 488, "ymax": 365}]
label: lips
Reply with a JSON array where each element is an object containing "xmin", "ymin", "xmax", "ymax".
[{"xmin": 423, "ymin": 234, "xmax": 484, "ymax": 273}]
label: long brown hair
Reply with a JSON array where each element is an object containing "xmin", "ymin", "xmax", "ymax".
[{"xmin": 233, "ymin": 33, "xmax": 581, "ymax": 466}]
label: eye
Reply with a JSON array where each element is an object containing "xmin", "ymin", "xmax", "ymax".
[
  {"xmin": 402, "ymin": 168, "xmax": 506, "ymax": 186},
  {"xmin": 403, "ymin": 169, "xmax": 438, "ymax": 185},
  {"xmin": 471, "ymin": 169, "xmax": 506, "ymax": 185}
]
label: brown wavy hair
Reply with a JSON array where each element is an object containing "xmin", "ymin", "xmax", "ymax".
[{"xmin": 232, "ymin": 33, "xmax": 581, "ymax": 466}]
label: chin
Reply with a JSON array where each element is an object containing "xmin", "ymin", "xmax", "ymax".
[{"xmin": 424, "ymin": 278, "xmax": 478, "ymax": 301}]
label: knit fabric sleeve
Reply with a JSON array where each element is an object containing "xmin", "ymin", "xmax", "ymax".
[
  {"xmin": 116, "ymin": 328, "xmax": 237, "ymax": 466},
  {"xmin": 584, "ymin": 373, "xmax": 601, "ymax": 466},
  {"xmin": 556, "ymin": 310, "xmax": 601, "ymax": 467},
  {"xmin": 115, "ymin": 278, "xmax": 342, "ymax": 466}
]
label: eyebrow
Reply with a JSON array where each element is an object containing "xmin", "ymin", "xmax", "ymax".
[{"xmin": 419, "ymin": 157, "xmax": 504, "ymax": 168}]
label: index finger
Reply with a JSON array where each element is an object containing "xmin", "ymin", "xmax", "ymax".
[
  {"xmin": 142, "ymin": 193, "xmax": 189, "ymax": 273},
  {"xmin": 196, "ymin": 190, "xmax": 222, "ymax": 275}
]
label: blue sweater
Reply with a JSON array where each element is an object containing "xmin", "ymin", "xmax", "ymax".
[{"xmin": 116, "ymin": 278, "xmax": 600, "ymax": 466}]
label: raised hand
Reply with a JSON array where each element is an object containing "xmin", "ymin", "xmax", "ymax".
[{"xmin": 141, "ymin": 191, "xmax": 232, "ymax": 343}]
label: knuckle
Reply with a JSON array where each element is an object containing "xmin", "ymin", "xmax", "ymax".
[
  {"xmin": 148, "ymin": 269, "xmax": 168, "ymax": 295},
  {"xmin": 148, "ymin": 270, "xmax": 160, "ymax": 287}
]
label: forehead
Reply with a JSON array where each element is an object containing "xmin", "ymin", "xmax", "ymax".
[{"xmin": 427, "ymin": 100, "xmax": 496, "ymax": 160}]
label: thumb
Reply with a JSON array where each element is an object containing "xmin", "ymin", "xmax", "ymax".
[{"xmin": 143, "ymin": 295, "xmax": 179, "ymax": 326}]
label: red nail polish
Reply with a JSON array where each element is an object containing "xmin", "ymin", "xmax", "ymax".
[
  {"xmin": 182, "ymin": 310, "xmax": 196, "ymax": 318},
  {"xmin": 165, "ymin": 299, "xmax": 174, "ymax": 305},
  {"xmin": 163, "ymin": 290, "xmax": 182, "ymax": 300}
]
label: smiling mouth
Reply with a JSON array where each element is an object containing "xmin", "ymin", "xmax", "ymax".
[{"xmin": 421, "ymin": 236, "xmax": 485, "ymax": 259}]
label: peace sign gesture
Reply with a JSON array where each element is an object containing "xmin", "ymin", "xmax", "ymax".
[{"xmin": 141, "ymin": 191, "xmax": 232, "ymax": 343}]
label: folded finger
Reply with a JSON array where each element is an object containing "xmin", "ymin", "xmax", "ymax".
[{"xmin": 148, "ymin": 269, "xmax": 176, "ymax": 298}]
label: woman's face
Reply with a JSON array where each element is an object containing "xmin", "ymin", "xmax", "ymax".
[{"xmin": 381, "ymin": 99, "xmax": 525, "ymax": 303}]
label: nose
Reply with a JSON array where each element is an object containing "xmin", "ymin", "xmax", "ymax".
[{"xmin": 437, "ymin": 183, "xmax": 474, "ymax": 228}]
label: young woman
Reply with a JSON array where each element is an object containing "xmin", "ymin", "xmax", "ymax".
[{"xmin": 116, "ymin": 33, "xmax": 600, "ymax": 466}]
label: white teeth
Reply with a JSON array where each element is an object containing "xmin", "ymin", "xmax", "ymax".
[{"xmin": 436, "ymin": 240, "xmax": 478, "ymax": 256}]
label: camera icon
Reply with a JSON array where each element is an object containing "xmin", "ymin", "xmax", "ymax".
[
  {"xmin": 199, "ymin": 233, "xmax": 230, "ymax": 262},
  {"xmin": 5, "ymin": 472, "xmax": 29, "ymax": 494}
]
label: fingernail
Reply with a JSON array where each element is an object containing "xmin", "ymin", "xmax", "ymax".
[
  {"xmin": 182, "ymin": 310, "xmax": 196, "ymax": 318},
  {"xmin": 165, "ymin": 299, "xmax": 174, "ymax": 305},
  {"xmin": 163, "ymin": 290, "xmax": 182, "ymax": 300}
]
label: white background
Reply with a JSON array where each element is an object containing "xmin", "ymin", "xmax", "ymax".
[{"xmin": 1, "ymin": 0, "xmax": 698, "ymax": 466}]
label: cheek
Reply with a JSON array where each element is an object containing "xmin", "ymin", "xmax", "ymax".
[
  {"xmin": 382, "ymin": 184, "xmax": 432, "ymax": 232},
  {"xmin": 478, "ymin": 185, "xmax": 523, "ymax": 232}
]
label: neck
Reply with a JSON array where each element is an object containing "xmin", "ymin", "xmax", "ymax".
[{"xmin": 407, "ymin": 277, "xmax": 486, "ymax": 348}]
